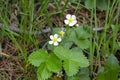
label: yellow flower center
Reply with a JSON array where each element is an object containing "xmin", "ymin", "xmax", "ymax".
[
  {"xmin": 68, "ymin": 18, "xmax": 73, "ymax": 23},
  {"xmin": 53, "ymin": 38, "xmax": 57, "ymax": 42},
  {"xmin": 59, "ymin": 31, "xmax": 64, "ymax": 36}
]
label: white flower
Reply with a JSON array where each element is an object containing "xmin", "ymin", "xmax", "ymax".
[
  {"xmin": 64, "ymin": 14, "xmax": 77, "ymax": 26},
  {"xmin": 49, "ymin": 34, "xmax": 62, "ymax": 46}
]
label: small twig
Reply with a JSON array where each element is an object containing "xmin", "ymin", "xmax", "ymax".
[
  {"xmin": 0, "ymin": 23, "xmax": 104, "ymax": 35},
  {"xmin": 93, "ymin": 27, "xmax": 104, "ymax": 31}
]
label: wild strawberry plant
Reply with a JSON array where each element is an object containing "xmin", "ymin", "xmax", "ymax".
[{"xmin": 28, "ymin": 14, "xmax": 90, "ymax": 80}]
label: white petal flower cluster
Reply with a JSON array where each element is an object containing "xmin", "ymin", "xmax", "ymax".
[
  {"xmin": 49, "ymin": 14, "xmax": 77, "ymax": 46},
  {"xmin": 64, "ymin": 14, "xmax": 77, "ymax": 26}
]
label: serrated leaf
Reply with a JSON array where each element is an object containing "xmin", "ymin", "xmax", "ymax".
[
  {"xmin": 69, "ymin": 50, "xmax": 89, "ymax": 68},
  {"xmin": 63, "ymin": 59, "xmax": 79, "ymax": 76},
  {"xmin": 37, "ymin": 63, "xmax": 52, "ymax": 80},
  {"xmin": 46, "ymin": 54, "xmax": 62, "ymax": 72},
  {"xmin": 54, "ymin": 46, "xmax": 89, "ymax": 76},
  {"xmin": 28, "ymin": 49, "xmax": 48, "ymax": 67},
  {"xmin": 29, "ymin": 49, "xmax": 62, "ymax": 79}
]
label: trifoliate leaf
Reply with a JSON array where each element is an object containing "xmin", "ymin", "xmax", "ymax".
[
  {"xmin": 54, "ymin": 46, "xmax": 89, "ymax": 76},
  {"xmin": 28, "ymin": 49, "xmax": 48, "ymax": 67},
  {"xmin": 46, "ymin": 54, "xmax": 62, "ymax": 72},
  {"xmin": 37, "ymin": 63, "xmax": 52, "ymax": 80},
  {"xmin": 66, "ymin": 27, "xmax": 90, "ymax": 49}
]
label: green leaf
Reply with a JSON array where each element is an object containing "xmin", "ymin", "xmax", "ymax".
[
  {"xmin": 66, "ymin": 28, "xmax": 76, "ymax": 41},
  {"xmin": 61, "ymin": 40, "xmax": 73, "ymax": 49},
  {"xmin": 47, "ymin": 43, "xmax": 54, "ymax": 51},
  {"xmin": 78, "ymin": 68, "xmax": 90, "ymax": 80},
  {"xmin": 52, "ymin": 28, "xmax": 61, "ymax": 34},
  {"xmin": 96, "ymin": 54, "xmax": 119, "ymax": 80},
  {"xmin": 66, "ymin": 27, "xmax": 90, "ymax": 49},
  {"xmin": 85, "ymin": 0, "xmax": 107, "ymax": 10},
  {"xmin": 71, "ymin": 47, "xmax": 82, "ymax": 53},
  {"xmin": 46, "ymin": 54, "xmax": 62, "ymax": 72},
  {"xmin": 96, "ymin": 0, "xmax": 107, "ymax": 10},
  {"xmin": 54, "ymin": 46, "xmax": 70, "ymax": 60},
  {"xmin": 37, "ymin": 63, "xmax": 52, "ymax": 80},
  {"xmin": 54, "ymin": 46, "xmax": 89, "ymax": 76},
  {"xmin": 104, "ymin": 54, "xmax": 119, "ymax": 80},
  {"xmin": 28, "ymin": 49, "xmax": 48, "ymax": 67},
  {"xmin": 29, "ymin": 49, "xmax": 62, "ymax": 80},
  {"xmin": 85, "ymin": 0, "xmax": 94, "ymax": 9},
  {"xmin": 74, "ymin": 39, "xmax": 90, "ymax": 49},
  {"xmin": 66, "ymin": 68, "xmax": 90, "ymax": 80},
  {"xmin": 63, "ymin": 59, "xmax": 80, "ymax": 76},
  {"xmin": 75, "ymin": 27, "xmax": 90, "ymax": 39},
  {"xmin": 118, "ymin": 42, "xmax": 120, "ymax": 47}
]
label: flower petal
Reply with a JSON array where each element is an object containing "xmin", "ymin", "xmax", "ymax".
[
  {"xmin": 49, "ymin": 41, "xmax": 53, "ymax": 44},
  {"xmin": 54, "ymin": 42, "xmax": 58, "ymax": 46},
  {"xmin": 50, "ymin": 35, "xmax": 53, "ymax": 39},
  {"xmin": 66, "ymin": 14, "xmax": 71, "ymax": 19},
  {"xmin": 64, "ymin": 20, "xmax": 69, "ymax": 24},
  {"xmin": 54, "ymin": 34, "xmax": 58, "ymax": 38},
  {"xmin": 69, "ymin": 22, "xmax": 74, "ymax": 26},
  {"xmin": 57, "ymin": 38, "xmax": 61, "ymax": 42},
  {"xmin": 72, "ymin": 20, "xmax": 77, "ymax": 25},
  {"xmin": 72, "ymin": 15, "xmax": 76, "ymax": 20}
]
